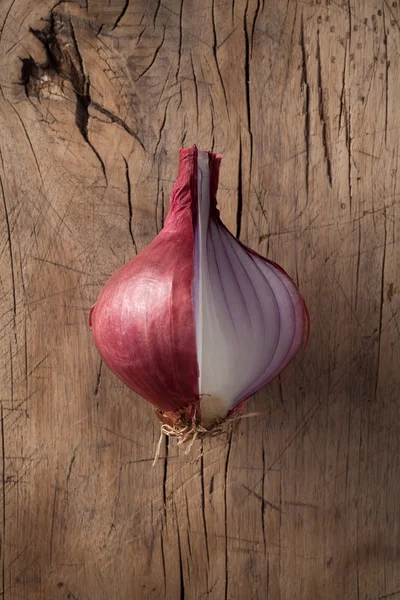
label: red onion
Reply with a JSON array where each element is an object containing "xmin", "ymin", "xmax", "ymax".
[{"xmin": 89, "ymin": 146, "xmax": 309, "ymax": 432}]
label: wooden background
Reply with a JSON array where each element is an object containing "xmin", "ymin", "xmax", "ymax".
[{"xmin": 0, "ymin": 0, "xmax": 399, "ymax": 598}]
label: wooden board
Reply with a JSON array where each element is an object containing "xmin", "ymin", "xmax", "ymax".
[{"xmin": 0, "ymin": 0, "xmax": 399, "ymax": 598}]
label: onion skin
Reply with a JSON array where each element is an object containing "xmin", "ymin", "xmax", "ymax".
[
  {"xmin": 89, "ymin": 146, "xmax": 309, "ymax": 425},
  {"xmin": 90, "ymin": 148, "xmax": 200, "ymax": 415}
]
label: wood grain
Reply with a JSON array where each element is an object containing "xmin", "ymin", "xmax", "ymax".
[{"xmin": 0, "ymin": 0, "xmax": 399, "ymax": 598}]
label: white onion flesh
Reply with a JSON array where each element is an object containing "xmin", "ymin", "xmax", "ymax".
[{"xmin": 194, "ymin": 151, "xmax": 306, "ymax": 426}]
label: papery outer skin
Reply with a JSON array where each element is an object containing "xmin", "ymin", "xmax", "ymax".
[
  {"xmin": 89, "ymin": 145, "xmax": 309, "ymax": 424},
  {"xmin": 89, "ymin": 148, "xmax": 200, "ymax": 415}
]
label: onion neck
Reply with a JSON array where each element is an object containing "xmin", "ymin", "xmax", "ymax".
[{"xmin": 174, "ymin": 146, "xmax": 221, "ymax": 219}]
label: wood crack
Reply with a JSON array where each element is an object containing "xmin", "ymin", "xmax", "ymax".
[
  {"xmin": 155, "ymin": 162, "xmax": 161, "ymax": 233},
  {"xmin": 160, "ymin": 529, "xmax": 167, "ymax": 596},
  {"xmin": 378, "ymin": 589, "xmax": 400, "ymax": 599},
  {"xmin": 300, "ymin": 13, "xmax": 310, "ymax": 200},
  {"xmin": 162, "ymin": 436, "xmax": 168, "ymax": 517},
  {"xmin": 175, "ymin": 500, "xmax": 185, "ymax": 600},
  {"xmin": 242, "ymin": 484, "xmax": 282, "ymax": 513},
  {"xmin": 0, "ymin": 0, "xmax": 18, "ymax": 44},
  {"xmin": 209, "ymin": 93, "xmax": 215, "ymax": 151},
  {"xmin": 355, "ymin": 222, "xmax": 361, "ymax": 310},
  {"xmin": 64, "ymin": 588, "xmax": 79, "ymax": 600},
  {"xmin": 66, "ymin": 447, "xmax": 77, "ymax": 486},
  {"xmin": 236, "ymin": 137, "xmax": 243, "ymax": 239},
  {"xmin": 261, "ymin": 445, "xmax": 266, "ymax": 552},
  {"xmin": 190, "ymin": 54, "xmax": 199, "ymax": 126},
  {"xmin": 154, "ymin": 96, "xmax": 172, "ymax": 156},
  {"xmin": 135, "ymin": 24, "xmax": 166, "ymax": 83},
  {"xmin": 374, "ymin": 209, "xmax": 387, "ymax": 403},
  {"xmin": 0, "ymin": 174, "xmax": 17, "ymax": 332},
  {"xmin": 347, "ymin": 0, "xmax": 352, "ymax": 43},
  {"xmin": 69, "ymin": 18, "xmax": 107, "ymax": 182},
  {"xmin": 175, "ymin": 0, "xmax": 184, "ymax": 82},
  {"xmin": 211, "ymin": 0, "xmax": 229, "ymax": 116},
  {"xmin": 94, "ymin": 359, "xmax": 103, "ymax": 408},
  {"xmin": 49, "ymin": 486, "xmax": 57, "ymax": 565},
  {"xmin": 251, "ymin": 0, "xmax": 261, "ymax": 54},
  {"xmin": 383, "ymin": 5, "xmax": 389, "ymax": 147},
  {"xmin": 344, "ymin": 84, "xmax": 353, "ymax": 212},
  {"xmin": 243, "ymin": 0, "xmax": 253, "ymax": 177},
  {"xmin": 111, "ymin": 0, "xmax": 130, "ymax": 31},
  {"xmin": 224, "ymin": 431, "xmax": 232, "ymax": 600},
  {"xmin": 200, "ymin": 444, "xmax": 210, "ymax": 570},
  {"xmin": 123, "ymin": 157, "xmax": 138, "ymax": 253},
  {"xmin": 317, "ymin": 33, "xmax": 332, "ymax": 186},
  {"xmin": 184, "ymin": 491, "xmax": 192, "ymax": 560},
  {"xmin": 153, "ymin": 0, "xmax": 162, "ymax": 28},
  {"xmin": 92, "ymin": 102, "xmax": 144, "ymax": 150},
  {"xmin": 338, "ymin": 41, "xmax": 348, "ymax": 134}
]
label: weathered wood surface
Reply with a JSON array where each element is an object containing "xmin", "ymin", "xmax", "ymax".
[{"xmin": 0, "ymin": 0, "xmax": 399, "ymax": 598}]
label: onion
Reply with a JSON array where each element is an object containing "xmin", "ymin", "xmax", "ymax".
[{"xmin": 89, "ymin": 146, "xmax": 309, "ymax": 435}]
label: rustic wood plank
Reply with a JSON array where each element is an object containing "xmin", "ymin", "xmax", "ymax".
[{"xmin": 0, "ymin": 0, "xmax": 399, "ymax": 598}]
